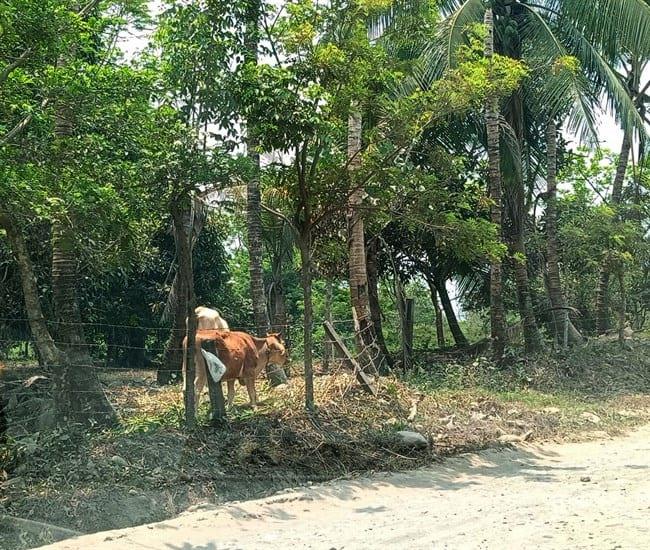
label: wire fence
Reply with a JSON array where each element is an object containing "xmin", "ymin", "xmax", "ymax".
[
  {"xmin": 0, "ymin": 308, "xmax": 642, "ymax": 439},
  {"xmin": 0, "ymin": 310, "xmax": 632, "ymax": 368},
  {"xmin": 0, "ymin": 314, "xmax": 397, "ymax": 433}
]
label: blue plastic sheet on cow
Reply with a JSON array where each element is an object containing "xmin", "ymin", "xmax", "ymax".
[{"xmin": 200, "ymin": 348, "xmax": 226, "ymax": 382}]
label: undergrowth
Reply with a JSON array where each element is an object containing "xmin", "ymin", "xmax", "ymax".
[{"xmin": 2, "ymin": 339, "xmax": 650, "ymax": 550}]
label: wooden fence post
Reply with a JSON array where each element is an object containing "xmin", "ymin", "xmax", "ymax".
[{"xmin": 201, "ymin": 340, "xmax": 227, "ymax": 424}]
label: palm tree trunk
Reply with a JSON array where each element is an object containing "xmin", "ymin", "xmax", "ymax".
[
  {"xmin": 244, "ymin": 0, "xmax": 286, "ymax": 386},
  {"xmin": 612, "ymin": 132, "xmax": 632, "ymax": 205},
  {"xmin": 51, "ymin": 221, "xmax": 87, "ymax": 352},
  {"xmin": 433, "ymin": 277, "xmax": 468, "ymax": 347},
  {"xmin": 269, "ymin": 280, "xmax": 288, "ymax": 335},
  {"xmin": 47, "ymin": 86, "xmax": 117, "ymax": 426},
  {"xmin": 596, "ymin": 132, "xmax": 631, "ymax": 333},
  {"xmin": 51, "ymin": 219, "xmax": 117, "ymax": 426},
  {"xmin": 346, "ymin": 103, "xmax": 384, "ymax": 373},
  {"xmin": 425, "ymin": 279, "xmax": 445, "ymax": 347},
  {"xmin": 246, "ymin": 138, "xmax": 269, "ymax": 336},
  {"xmin": 366, "ymin": 237, "xmax": 392, "ymax": 365},
  {"xmin": 484, "ymin": 8, "xmax": 506, "ymax": 359},
  {"xmin": 545, "ymin": 122, "xmax": 583, "ymax": 346},
  {"xmin": 617, "ymin": 270, "xmax": 626, "ymax": 347},
  {"xmin": 508, "ymin": 232, "xmax": 542, "ymax": 352},
  {"xmin": 298, "ymin": 234, "xmax": 314, "ymax": 411}
]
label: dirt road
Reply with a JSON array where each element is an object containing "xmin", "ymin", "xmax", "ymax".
[{"xmin": 39, "ymin": 425, "xmax": 650, "ymax": 550}]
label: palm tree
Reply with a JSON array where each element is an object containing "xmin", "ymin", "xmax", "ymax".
[
  {"xmin": 347, "ymin": 103, "xmax": 379, "ymax": 365},
  {"xmin": 483, "ymin": 8, "xmax": 507, "ymax": 357},
  {"xmin": 429, "ymin": 0, "xmax": 650, "ymax": 349},
  {"xmin": 545, "ymin": 121, "xmax": 583, "ymax": 346},
  {"xmin": 595, "ymin": 55, "xmax": 648, "ymax": 333},
  {"xmin": 47, "ymin": 56, "xmax": 118, "ymax": 425},
  {"xmin": 244, "ymin": 0, "xmax": 287, "ymax": 385}
]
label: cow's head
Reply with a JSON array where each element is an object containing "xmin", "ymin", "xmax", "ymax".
[{"xmin": 265, "ymin": 333, "xmax": 288, "ymax": 365}]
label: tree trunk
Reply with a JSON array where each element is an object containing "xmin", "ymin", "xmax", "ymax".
[
  {"xmin": 596, "ymin": 132, "xmax": 631, "ymax": 334},
  {"xmin": 433, "ymin": 277, "xmax": 468, "ymax": 347},
  {"xmin": 244, "ymin": 0, "xmax": 286, "ymax": 386},
  {"xmin": 159, "ymin": 202, "xmax": 193, "ymax": 385},
  {"xmin": 612, "ymin": 132, "xmax": 632, "ymax": 205},
  {"xmin": 617, "ymin": 270, "xmax": 626, "ymax": 347},
  {"xmin": 125, "ymin": 326, "xmax": 146, "ymax": 369},
  {"xmin": 484, "ymin": 8, "xmax": 506, "ymax": 360},
  {"xmin": 509, "ymin": 234, "xmax": 543, "ymax": 353},
  {"xmin": 0, "ymin": 213, "xmax": 59, "ymax": 365},
  {"xmin": 171, "ymin": 199, "xmax": 196, "ymax": 428},
  {"xmin": 51, "ymin": 219, "xmax": 117, "ymax": 426},
  {"xmin": 426, "ymin": 279, "xmax": 445, "ymax": 347},
  {"xmin": 393, "ymin": 268, "xmax": 407, "ymax": 367},
  {"xmin": 545, "ymin": 122, "xmax": 583, "ymax": 346},
  {"xmin": 298, "ymin": 234, "xmax": 314, "ymax": 411},
  {"xmin": 158, "ymin": 270, "xmax": 185, "ymax": 384},
  {"xmin": 323, "ymin": 279, "xmax": 334, "ymax": 368},
  {"xmin": 269, "ymin": 279, "xmax": 288, "ymax": 336},
  {"xmin": 366, "ymin": 237, "xmax": 392, "ymax": 365},
  {"xmin": 346, "ymin": 103, "xmax": 383, "ymax": 372},
  {"xmin": 246, "ymin": 136, "xmax": 270, "ymax": 337}
]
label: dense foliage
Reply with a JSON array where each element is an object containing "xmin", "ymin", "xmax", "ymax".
[{"xmin": 1, "ymin": 0, "xmax": 649, "ymax": 419}]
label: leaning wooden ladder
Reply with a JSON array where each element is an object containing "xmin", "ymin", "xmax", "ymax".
[{"xmin": 323, "ymin": 321, "xmax": 377, "ymax": 396}]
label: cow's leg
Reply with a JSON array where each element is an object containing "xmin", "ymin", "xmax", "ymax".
[
  {"xmin": 244, "ymin": 378, "xmax": 257, "ymax": 409},
  {"xmin": 227, "ymin": 379, "xmax": 236, "ymax": 408}
]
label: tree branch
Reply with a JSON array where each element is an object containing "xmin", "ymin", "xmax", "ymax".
[
  {"xmin": 261, "ymin": 203, "xmax": 298, "ymax": 235},
  {"xmin": 0, "ymin": 48, "xmax": 33, "ymax": 86},
  {"xmin": 0, "ymin": 99, "xmax": 50, "ymax": 145}
]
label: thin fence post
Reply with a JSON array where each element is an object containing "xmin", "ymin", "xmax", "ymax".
[
  {"xmin": 402, "ymin": 298, "xmax": 414, "ymax": 369},
  {"xmin": 204, "ymin": 357, "xmax": 226, "ymax": 426}
]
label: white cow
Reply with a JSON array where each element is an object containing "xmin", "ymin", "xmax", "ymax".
[{"xmin": 194, "ymin": 306, "xmax": 230, "ymax": 331}]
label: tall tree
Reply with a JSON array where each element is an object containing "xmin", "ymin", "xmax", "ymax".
[
  {"xmin": 159, "ymin": 200, "xmax": 205, "ymax": 384},
  {"xmin": 595, "ymin": 53, "xmax": 648, "ymax": 332},
  {"xmin": 433, "ymin": 0, "xmax": 650, "ymax": 349},
  {"xmin": 347, "ymin": 103, "xmax": 382, "ymax": 369},
  {"xmin": 244, "ymin": 0, "xmax": 287, "ymax": 385},
  {"xmin": 483, "ymin": 8, "xmax": 506, "ymax": 358},
  {"xmin": 0, "ymin": 0, "xmax": 155, "ymax": 425},
  {"xmin": 545, "ymin": 121, "xmax": 583, "ymax": 346},
  {"xmin": 171, "ymin": 196, "xmax": 198, "ymax": 427}
]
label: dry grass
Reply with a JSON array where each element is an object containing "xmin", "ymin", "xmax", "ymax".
[{"xmin": 2, "ymin": 340, "xmax": 650, "ymax": 549}]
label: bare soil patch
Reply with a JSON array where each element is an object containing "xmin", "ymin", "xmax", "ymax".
[{"xmin": 2, "ymin": 340, "xmax": 650, "ymax": 549}]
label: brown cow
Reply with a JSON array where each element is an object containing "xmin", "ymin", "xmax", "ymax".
[{"xmin": 183, "ymin": 330, "xmax": 287, "ymax": 409}]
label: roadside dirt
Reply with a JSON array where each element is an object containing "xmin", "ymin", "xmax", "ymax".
[{"xmin": 38, "ymin": 424, "xmax": 650, "ymax": 550}]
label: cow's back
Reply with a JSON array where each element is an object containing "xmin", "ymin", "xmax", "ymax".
[{"xmin": 195, "ymin": 307, "xmax": 230, "ymax": 331}]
